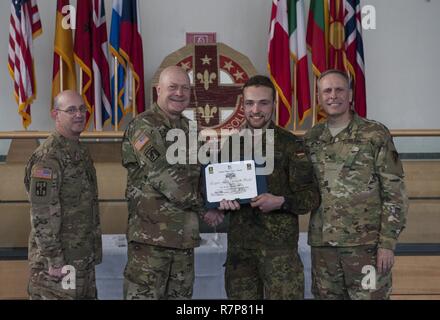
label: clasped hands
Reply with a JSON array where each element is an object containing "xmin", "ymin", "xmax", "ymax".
[{"xmin": 203, "ymin": 193, "xmax": 285, "ymax": 227}]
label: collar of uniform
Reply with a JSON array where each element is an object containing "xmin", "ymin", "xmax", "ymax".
[
  {"xmin": 53, "ymin": 130, "xmax": 80, "ymax": 147},
  {"xmin": 53, "ymin": 131, "xmax": 81, "ymax": 160},
  {"xmin": 151, "ymin": 103, "xmax": 185, "ymax": 129},
  {"xmin": 321, "ymin": 111, "xmax": 360, "ymax": 143},
  {"xmin": 242, "ymin": 120, "xmax": 273, "ymax": 133}
]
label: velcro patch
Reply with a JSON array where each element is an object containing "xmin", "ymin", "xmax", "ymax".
[
  {"xmin": 35, "ymin": 181, "xmax": 48, "ymax": 197},
  {"xmin": 145, "ymin": 146, "xmax": 161, "ymax": 163},
  {"xmin": 32, "ymin": 168, "xmax": 53, "ymax": 180},
  {"xmin": 134, "ymin": 134, "xmax": 150, "ymax": 151}
]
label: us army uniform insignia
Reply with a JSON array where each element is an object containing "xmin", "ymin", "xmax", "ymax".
[
  {"xmin": 35, "ymin": 181, "xmax": 48, "ymax": 197},
  {"xmin": 30, "ymin": 167, "xmax": 53, "ymax": 203},
  {"xmin": 144, "ymin": 146, "xmax": 160, "ymax": 163}
]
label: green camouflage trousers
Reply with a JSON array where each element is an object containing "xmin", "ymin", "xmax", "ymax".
[
  {"xmin": 311, "ymin": 245, "xmax": 392, "ymax": 300},
  {"xmin": 123, "ymin": 242, "xmax": 194, "ymax": 300},
  {"xmin": 224, "ymin": 247, "xmax": 304, "ymax": 300},
  {"xmin": 28, "ymin": 267, "xmax": 97, "ymax": 300}
]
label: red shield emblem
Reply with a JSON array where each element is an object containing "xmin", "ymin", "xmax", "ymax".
[{"xmin": 151, "ymin": 43, "xmax": 257, "ymax": 131}]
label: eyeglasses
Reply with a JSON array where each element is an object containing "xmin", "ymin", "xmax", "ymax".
[{"xmin": 57, "ymin": 106, "xmax": 88, "ymax": 115}]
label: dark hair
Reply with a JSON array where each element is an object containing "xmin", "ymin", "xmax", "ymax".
[
  {"xmin": 318, "ymin": 69, "xmax": 351, "ymax": 88},
  {"xmin": 242, "ymin": 75, "xmax": 276, "ymax": 102}
]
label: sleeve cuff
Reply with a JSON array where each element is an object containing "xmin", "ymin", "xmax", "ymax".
[
  {"xmin": 47, "ymin": 255, "xmax": 65, "ymax": 269},
  {"xmin": 378, "ymin": 238, "xmax": 397, "ymax": 251}
]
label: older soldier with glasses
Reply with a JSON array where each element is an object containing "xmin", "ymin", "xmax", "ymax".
[{"xmin": 25, "ymin": 90, "xmax": 102, "ymax": 299}]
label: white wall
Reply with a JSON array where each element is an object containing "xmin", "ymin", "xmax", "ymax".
[{"xmin": 1, "ymin": 0, "xmax": 439, "ymax": 154}]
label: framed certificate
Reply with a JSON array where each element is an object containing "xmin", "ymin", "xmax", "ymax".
[{"xmin": 202, "ymin": 160, "xmax": 268, "ymax": 209}]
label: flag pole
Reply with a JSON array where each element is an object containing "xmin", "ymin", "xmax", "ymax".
[
  {"xmin": 79, "ymin": 69, "xmax": 83, "ymax": 95},
  {"xmin": 293, "ymin": 66, "xmax": 297, "ymax": 132},
  {"xmin": 275, "ymin": 91, "xmax": 279, "ymax": 126},
  {"xmin": 59, "ymin": 56, "xmax": 64, "ymax": 92},
  {"xmin": 114, "ymin": 57, "xmax": 119, "ymax": 131},
  {"xmin": 312, "ymin": 76, "xmax": 317, "ymax": 126},
  {"xmin": 132, "ymin": 75, "xmax": 136, "ymax": 118}
]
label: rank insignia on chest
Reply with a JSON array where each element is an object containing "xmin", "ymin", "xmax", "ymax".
[
  {"xmin": 35, "ymin": 181, "xmax": 48, "ymax": 197},
  {"xmin": 145, "ymin": 146, "xmax": 160, "ymax": 163},
  {"xmin": 134, "ymin": 134, "xmax": 150, "ymax": 151},
  {"xmin": 32, "ymin": 168, "xmax": 53, "ymax": 180}
]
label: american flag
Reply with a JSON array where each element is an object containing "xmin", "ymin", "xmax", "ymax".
[{"xmin": 8, "ymin": 0, "xmax": 42, "ymax": 129}]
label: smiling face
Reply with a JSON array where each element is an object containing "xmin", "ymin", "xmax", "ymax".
[
  {"xmin": 317, "ymin": 72, "xmax": 353, "ymax": 120},
  {"xmin": 156, "ymin": 66, "xmax": 191, "ymax": 119},
  {"xmin": 243, "ymin": 85, "xmax": 275, "ymax": 129},
  {"xmin": 52, "ymin": 90, "xmax": 87, "ymax": 140}
]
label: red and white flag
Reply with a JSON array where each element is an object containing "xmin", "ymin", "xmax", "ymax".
[
  {"xmin": 74, "ymin": 0, "xmax": 112, "ymax": 131},
  {"xmin": 268, "ymin": 0, "xmax": 292, "ymax": 128}
]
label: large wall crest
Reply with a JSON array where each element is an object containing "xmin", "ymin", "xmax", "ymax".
[{"xmin": 152, "ymin": 43, "xmax": 257, "ymax": 130}]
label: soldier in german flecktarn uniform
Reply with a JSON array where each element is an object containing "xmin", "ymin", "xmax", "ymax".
[
  {"xmin": 304, "ymin": 69, "xmax": 408, "ymax": 300},
  {"xmin": 25, "ymin": 90, "xmax": 102, "ymax": 300},
  {"xmin": 206, "ymin": 75, "xmax": 320, "ymax": 299}
]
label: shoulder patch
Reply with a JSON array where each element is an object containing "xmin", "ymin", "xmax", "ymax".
[
  {"xmin": 32, "ymin": 167, "xmax": 53, "ymax": 180},
  {"xmin": 134, "ymin": 134, "xmax": 150, "ymax": 151},
  {"xmin": 34, "ymin": 181, "xmax": 48, "ymax": 197},
  {"xmin": 145, "ymin": 146, "xmax": 161, "ymax": 163}
]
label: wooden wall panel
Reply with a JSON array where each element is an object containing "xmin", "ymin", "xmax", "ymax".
[{"xmin": 0, "ymin": 261, "xmax": 28, "ymax": 300}]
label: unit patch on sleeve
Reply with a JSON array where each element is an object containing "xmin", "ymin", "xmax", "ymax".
[
  {"xmin": 145, "ymin": 146, "xmax": 161, "ymax": 163},
  {"xmin": 35, "ymin": 181, "xmax": 48, "ymax": 197}
]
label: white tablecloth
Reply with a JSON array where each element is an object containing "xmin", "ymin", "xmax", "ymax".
[{"xmin": 96, "ymin": 233, "xmax": 312, "ymax": 300}]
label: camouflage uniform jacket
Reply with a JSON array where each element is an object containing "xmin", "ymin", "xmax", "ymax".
[
  {"xmin": 304, "ymin": 113, "xmax": 408, "ymax": 250},
  {"xmin": 227, "ymin": 122, "xmax": 320, "ymax": 250},
  {"xmin": 122, "ymin": 103, "xmax": 204, "ymax": 249},
  {"xmin": 24, "ymin": 132, "xmax": 102, "ymax": 271}
]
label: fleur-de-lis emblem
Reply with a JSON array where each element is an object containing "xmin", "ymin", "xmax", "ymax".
[
  {"xmin": 197, "ymin": 70, "xmax": 217, "ymax": 91},
  {"xmin": 197, "ymin": 104, "xmax": 218, "ymax": 125}
]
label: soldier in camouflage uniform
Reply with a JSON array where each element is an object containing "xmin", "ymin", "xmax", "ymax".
[
  {"xmin": 24, "ymin": 90, "xmax": 102, "ymax": 300},
  {"xmin": 304, "ymin": 70, "xmax": 408, "ymax": 300},
  {"xmin": 207, "ymin": 75, "xmax": 320, "ymax": 299},
  {"xmin": 122, "ymin": 66, "xmax": 211, "ymax": 300}
]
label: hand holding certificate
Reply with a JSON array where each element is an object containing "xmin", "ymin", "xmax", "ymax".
[{"xmin": 203, "ymin": 160, "xmax": 267, "ymax": 208}]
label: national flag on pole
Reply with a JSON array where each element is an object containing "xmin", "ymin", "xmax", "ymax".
[
  {"xmin": 328, "ymin": 0, "xmax": 345, "ymax": 71},
  {"xmin": 8, "ymin": 0, "xmax": 42, "ymax": 129},
  {"xmin": 74, "ymin": 0, "xmax": 93, "ymax": 126},
  {"xmin": 268, "ymin": 0, "xmax": 292, "ymax": 128},
  {"xmin": 306, "ymin": 0, "xmax": 328, "ymax": 77},
  {"xmin": 306, "ymin": 0, "xmax": 329, "ymax": 122},
  {"xmin": 74, "ymin": 0, "xmax": 112, "ymax": 131},
  {"xmin": 288, "ymin": 0, "xmax": 311, "ymax": 124},
  {"xmin": 109, "ymin": 0, "xmax": 127, "ymax": 126},
  {"xmin": 52, "ymin": 0, "xmax": 76, "ymax": 107},
  {"xmin": 110, "ymin": 0, "xmax": 145, "ymax": 117},
  {"xmin": 92, "ymin": 0, "xmax": 112, "ymax": 130},
  {"xmin": 307, "ymin": 0, "xmax": 367, "ymax": 120},
  {"xmin": 345, "ymin": 0, "xmax": 367, "ymax": 117}
]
